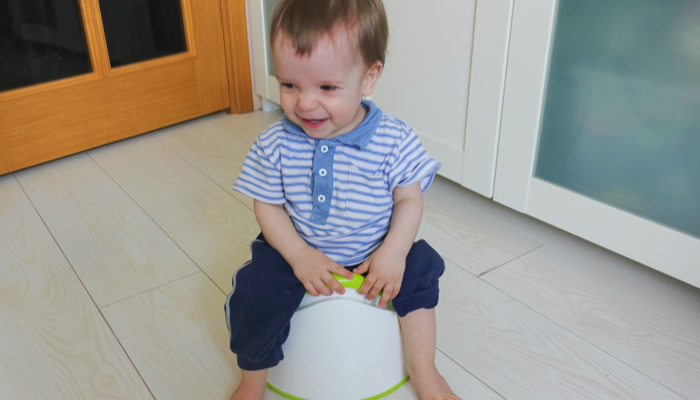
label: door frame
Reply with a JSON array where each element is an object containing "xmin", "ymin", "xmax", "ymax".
[{"xmin": 221, "ymin": 0, "xmax": 254, "ymax": 114}]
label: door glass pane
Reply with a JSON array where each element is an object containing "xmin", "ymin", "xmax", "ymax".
[
  {"xmin": 536, "ymin": 0, "xmax": 700, "ymax": 238},
  {"xmin": 264, "ymin": 0, "xmax": 280, "ymax": 76},
  {"xmin": 98, "ymin": 0, "xmax": 187, "ymax": 68},
  {"xmin": 0, "ymin": 0, "xmax": 92, "ymax": 92}
]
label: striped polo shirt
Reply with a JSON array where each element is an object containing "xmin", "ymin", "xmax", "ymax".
[{"xmin": 233, "ymin": 100, "xmax": 441, "ymax": 265}]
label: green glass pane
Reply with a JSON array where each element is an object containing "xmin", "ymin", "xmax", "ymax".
[
  {"xmin": 0, "ymin": 0, "xmax": 93, "ymax": 92},
  {"xmin": 536, "ymin": 0, "xmax": 700, "ymax": 238}
]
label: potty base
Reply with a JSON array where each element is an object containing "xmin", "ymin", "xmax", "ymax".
[
  {"xmin": 266, "ymin": 275, "xmax": 407, "ymax": 400},
  {"xmin": 267, "ymin": 375, "xmax": 409, "ymax": 400}
]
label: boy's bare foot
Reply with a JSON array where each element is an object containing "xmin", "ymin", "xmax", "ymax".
[
  {"xmin": 408, "ymin": 363, "xmax": 462, "ymax": 400},
  {"xmin": 229, "ymin": 369, "xmax": 268, "ymax": 400}
]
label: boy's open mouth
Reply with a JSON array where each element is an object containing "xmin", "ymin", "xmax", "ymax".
[{"xmin": 302, "ymin": 118, "xmax": 328, "ymax": 128}]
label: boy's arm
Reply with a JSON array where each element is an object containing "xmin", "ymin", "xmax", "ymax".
[
  {"xmin": 253, "ymin": 199, "xmax": 353, "ymax": 296},
  {"xmin": 354, "ymin": 182, "xmax": 423, "ymax": 307}
]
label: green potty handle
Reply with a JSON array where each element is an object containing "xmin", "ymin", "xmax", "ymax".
[
  {"xmin": 333, "ymin": 272, "xmax": 365, "ymax": 290},
  {"xmin": 330, "ymin": 273, "xmax": 384, "ymax": 297}
]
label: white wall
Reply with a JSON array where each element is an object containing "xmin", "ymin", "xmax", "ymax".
[{"xmin": 245, "ymin": 0, "xmax": 264, "ymax": 110}]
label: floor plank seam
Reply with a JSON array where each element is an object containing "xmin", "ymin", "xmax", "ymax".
[
  {"xmin": 85, "ymin": 151, "xmax": 227, "ymax": 299},
  {"xmin": 476, "ymin": 245, "xmax": 545, "ymax": 278},
  {"xmin": 13, "ymin": 172, "xmax": 158, "ymax": 400},
  {"xmin": 435, "ymin": 347, "xmax": 507, "ymax": 400},
  {"xmin": 473, "ymin": 271, "xmax": 690, "ymax": 399},
  {"xmin": 99, "ymin": 271, "xmax": 202, "ymax": 310},
  {"xmin": 151, "ymin": 131, "xmax": 254, "ymax": 212}
]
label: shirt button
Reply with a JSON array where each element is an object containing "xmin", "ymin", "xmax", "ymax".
[
  {"xmin": 320, "ymin": 145, "xmax": 329, "ymax": 153},
  {"xmin": 319, "ymin": 168, "xmax": 327, "ymax": 177},
  {"xmin": 318, "ymin": 195, "xmax": 326, "ymax": 203}
]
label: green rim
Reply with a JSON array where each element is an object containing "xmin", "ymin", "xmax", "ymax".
[{"xmin": 267, "ymin": 375, "xmax": 410, "ymax": 400}]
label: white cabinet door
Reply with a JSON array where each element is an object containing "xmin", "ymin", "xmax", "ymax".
[
  {"xmin": 372, "ymin": 0, "xmax": 513, "ymax": 192},
  {"xmin": 495, "ymin": 0, "xmax": 700, "ymax": 288},
  {"xmin": 461, "ymin": 0, "xmax": 514, "ymax": 197},
  {"xmin": 370, "ymin": 0, "xmax": 476, "ymax": 184}
]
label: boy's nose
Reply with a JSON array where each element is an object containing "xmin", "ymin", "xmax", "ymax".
[{"xmin": 296, "ymin": 93, "xmax": 318, "ymax": 111}]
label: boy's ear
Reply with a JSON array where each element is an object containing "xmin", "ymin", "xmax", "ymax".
[{"xmin": 362, "ymin": 61, "xmax": 384, "ymax": 97}]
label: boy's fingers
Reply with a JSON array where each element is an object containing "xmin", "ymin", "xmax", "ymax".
[
  {"xmin": 333, "ymin": 264, "xmax": 353, "ymax": 280},
  {"xmin": 314, "ymin": 279, "xmax": 333, "ymax": 296},
  {"xmin": 378, "ymin": 288, "xmax": 393, "ymax": 308},
  {"xmin": 353, "ymin": 261, "xmax": 369, "ymax": 275},
  {"xmin": 370, "ymin": 285, "xmax": 383, "ymax": 299},
  {"xmin": 304, "ymin": 282, "xmax": 319, "ymax": 296},
  {"xmin": 325, "ymin": 274, "xmax": 346, "ymax": 294},
  {"xmin": 366, "ymin": 281, "xmax": 383, "ymax": 300},
  {"xmin": 358, "ymin": 275, "xmax": 376, "ymax": 295}
]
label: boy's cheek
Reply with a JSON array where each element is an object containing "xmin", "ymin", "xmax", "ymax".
[{"xmin": 278, "ymin": 98, "xmax": 296, "ymax": 117}]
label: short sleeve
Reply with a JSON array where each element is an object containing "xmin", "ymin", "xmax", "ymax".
[
  {"xmin": 233, "ymin": 136, "xmax": 286, "ymax": 204},
  {"xmin": 388, "ymin": 128, "xmax": 441, "ymax": 193}
]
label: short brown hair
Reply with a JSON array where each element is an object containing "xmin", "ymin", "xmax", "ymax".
[{"xmin": 270, "ymin": 0, "xmax": 389, "ymax": 67}]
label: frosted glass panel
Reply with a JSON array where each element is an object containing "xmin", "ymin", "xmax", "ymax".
[
  {"xmin": 536, "ymin": 0, "xmax": 700, "ymax": 238},
  {"xmin": 264, "ymin": 0, "xmax": 280, "ymax": 76}
]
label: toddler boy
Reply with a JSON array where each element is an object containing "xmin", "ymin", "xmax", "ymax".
[{"xmin": 226, "ymin": 0, "xmax": 460, "ymax": 399}]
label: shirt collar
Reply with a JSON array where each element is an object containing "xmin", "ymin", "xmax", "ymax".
[{"xmin": 282, "ymin": 100, "xmax": 382, "ymax": 150}]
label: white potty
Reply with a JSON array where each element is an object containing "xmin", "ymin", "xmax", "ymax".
[{"xmin": 267, "ymin": 273, "xmax": 409, "ymax": 400}]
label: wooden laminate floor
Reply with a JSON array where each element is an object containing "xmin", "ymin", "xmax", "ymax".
[{"xmin": 1, "ymin": 110, "xmax": 698, "ymax": 400}]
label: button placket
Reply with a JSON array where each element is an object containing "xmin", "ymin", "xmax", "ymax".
[{"xmin": 309, "ymin": 140, "xmax": 335, "ymax": 225}]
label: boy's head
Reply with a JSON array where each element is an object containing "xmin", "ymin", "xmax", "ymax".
[
  {"xmin": 270, "ymin": 0, "xmax": 389, "ymax": 140},
  {"xmin": 270, "ymin": 0, "xmax": 388, "ymax": 69}
]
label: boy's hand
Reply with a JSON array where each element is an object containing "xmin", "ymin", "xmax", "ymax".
[
  {"xmin": 287, "ymin": 245, "xmax": 354, "ymax": 296},
  {"xmin": 354, "ymin": 241, "xmax": 406, "ymax": 308}
]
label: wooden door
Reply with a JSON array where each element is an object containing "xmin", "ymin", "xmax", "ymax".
[{"xmin": 0, "ymin": 0, "xmax": 250, "ymax": 175}]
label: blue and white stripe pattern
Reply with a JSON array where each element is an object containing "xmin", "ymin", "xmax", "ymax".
[{"xmin": 233, "ymin": 100, "xmax": 441, "ymax": 265}]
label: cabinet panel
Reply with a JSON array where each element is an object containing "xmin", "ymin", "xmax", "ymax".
[
  {"xmin": 527, "ymin": 178, "xmax": 700, "ymax": 288},
  {"xmin": 461, "ymin": 0, "xmax": 514, "ymax": 198},
  {"xmin": 494, "ymin": 0, "xmax": 557, "ymax": 212},
  {"xmin": 536, "ymin": 0, "xmax": 700, "ymax": 239},
  {"xmin": 495, "ymin": 0, "xmax": 700, "ymax": 288},
  {"xmin": 371, "ymin": 0, "xmax": 476, "ymax": 183}
]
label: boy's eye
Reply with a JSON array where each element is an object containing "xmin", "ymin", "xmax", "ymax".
[
  {"xmin": 281, "ymin": 83, "xmax": 296, "ymax": 89},
  {"xmin": 320, "ymin": 85, "xmax": 337, "ymax": 91}
]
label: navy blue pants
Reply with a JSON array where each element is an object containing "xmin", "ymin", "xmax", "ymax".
[{"xmin": 225, "ymin": 233, "xmax": 445, "ymax": 371}]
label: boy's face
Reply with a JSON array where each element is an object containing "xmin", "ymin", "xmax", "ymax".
[{"xmin": 273, "ymin": 28, "xmax": 382, "ymax": 140}]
